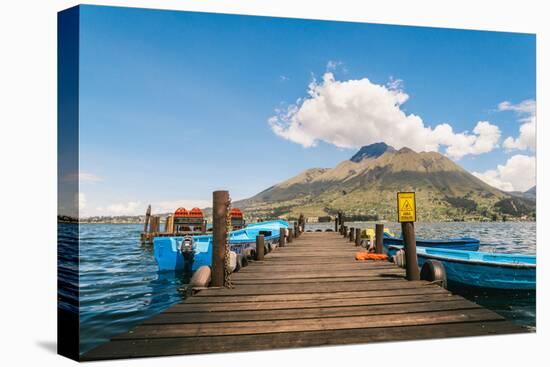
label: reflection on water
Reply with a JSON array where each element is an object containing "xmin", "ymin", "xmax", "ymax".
[{"xmin": 59, "ymin": 221, "xmax": 536, "ymax": 355}]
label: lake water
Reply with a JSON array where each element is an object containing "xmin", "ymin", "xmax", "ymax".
[{"xmin": 59, "ymin": 221, "xmax": 536, "ymax": 355}]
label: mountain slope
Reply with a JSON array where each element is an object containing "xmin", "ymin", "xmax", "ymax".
[{"xmin": 235, "ymin": 143, "xmax": 534, "ymax": 221}]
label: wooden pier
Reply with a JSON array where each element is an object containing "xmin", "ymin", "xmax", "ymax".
[{"xmin": 83, "ymin": 231, "xmax": 527, "ymax": 361}]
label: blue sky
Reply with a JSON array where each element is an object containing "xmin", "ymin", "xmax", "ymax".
[{"xmin": 77, "ymin": 5, "xmax": 536, "ymax": 216}]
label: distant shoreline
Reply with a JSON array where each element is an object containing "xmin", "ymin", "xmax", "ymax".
[{"xmin": 74, "ymin": 219, "xmax": 537, "ymax": 225}]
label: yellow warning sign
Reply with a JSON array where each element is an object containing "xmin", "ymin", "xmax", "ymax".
[{"xmin": 397, "ymin": 192, "xmax": 416, "ymax": 222}]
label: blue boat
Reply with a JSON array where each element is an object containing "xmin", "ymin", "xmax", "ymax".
[
  {"xmin": 154, "ymin": 220, "xmax": 289, "ymax": 272},
  {"xmin": 383, "ymin": 232, "xmax": 480, "ymax": 253},
  {"xmin": 388, "ymin": 245, "xmax": 536, "ymax": 290}
]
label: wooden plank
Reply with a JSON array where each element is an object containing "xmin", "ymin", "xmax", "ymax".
[
  {"xmin": 232, "ymin": 268, "xmax": 404, "ymax": 280},
  {"xmin": 144, "ymin": 299, "xmax": 481, "ymax": 325},
  {"xmin": 253, "ymin": 258, "xmax": 370, "ymax": 264},
  {"xmin": 232, "ymin": 275, "xmax": 405, "ymax": 284},
  {"xmin": 194, "ymin": 280, "xmax": 438, "ymax": 297},
  {"xmin": 114, "ymin": 308, "xmax": 506, "ymax": 339},
  {"xmin": 167, "ymin": 293, "xmax": 460, "ymax": 312},
  {"xmin": 237, "ymin": 263, "xmax": 396, "ymax": 276},
  {"xmin": 184, "ymin": 286, "xmax": 451, "ymax": 304},
  {"xmin": 82, "ymin": 321, "xmax": 527, "ymax": 360}
]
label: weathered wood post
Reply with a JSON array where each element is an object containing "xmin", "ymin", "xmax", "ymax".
[
  {"xmin": 355, "ymin": 228, "xmax": 361, "ymax": 246},
  {"xmin": 397, "ymin": 192, "xmax": 420, "ymax": 281},
  {"xmin": 349, "ymin": 227, "xmax": 355, "ymax": 242},
  {"xmin": 287, "ymin": 228, "xmax": 294, "ymax": 243},
  {"xmin": 293, "ymin": 222, "xmax": 299, "ymax": 238},
  {"xmin": 149, "ymin": 216, "xmax": 158, "ymax": 233},
  {"xmin": 143, "ymin": 205, "xmax": 151, "ymax": 233},
  {"xmin": 211, "ymin": 190, "xmax": 229, "ymax": 287},
  {"xmin": 164, "ymin": 215, "xmax": 174, "ymax": 233},
  {"xmin": 256, "ymin": 235, "xmax": 265, "ymax": 261},
  {"xmin": 375, "ymin": 224, "xmax": 385, "ymax": 254},
  {"xmin": 402, "ymin": 222, "xmax": 420, "ymax": 281},
  {"xmin": 279, "ymin": 227, "xmax": 286, "ymax": 247},
  {"xmin": 334, "ymin": 217, "xmax": 338, "ymax": 232},
  {"xmin": 299, "ymin": 214, "xmax": 305, "ymax": 233}
]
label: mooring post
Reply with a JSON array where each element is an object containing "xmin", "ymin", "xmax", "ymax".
[
  {"xmin": 294, "ymin": 222, "xmax": 299, "ymax": 237},
  {"xmin": 334, "ymin": 217, "xmax": 338, "ymax": 232},
  {"xmin": 349, "ymin": 227, "xmax": 354, "ymax": 242},
  {"xmin": 375, "ymin": 224, "xmax": 385, "ymax": 254},
  {"xmin": 355, "ymin": 228, "xmax": 361, "ymax": 246},
  {"xmin": 149, "ymin": 216, "xmax": 156, "ymax": 233},
  {"xmin": 338, "ymin": 212, "xmax": 343, "ymax": 233},
  {"xmin": 164, "ymin": 215, "xmax": 171, "ymax": 233},
  {"xmin": 402, "ymin": 222, "xmax": 420, "ymax": 281},
  {"xmin": 279, "ymin": 227, "xmax": 286, "ymax": 247},
  {"xmin": 143, "ymin": 204, "xmax": 151, "ymax": 233},
  {"xmin": 288, "ymin": 228, "xmax": 294, "ymax": 243},
  {"xmin": 169, "ymin": 215, "xmax": 174, "ymax": 233},
  {"xmin": 255, "ymin": 235, "xmax": 265, "ymax": 261},
  {"xmin": 211, "ymin": 190, "xmax": 229, "ymax": 287},
  {"xmin": 299, "ymin": 214, "xmax": 305, "ymax": 233}
]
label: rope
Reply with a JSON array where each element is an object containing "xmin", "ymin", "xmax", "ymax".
[{"xmin": 224, "ymin": 196, "xmax": 234, "ymax": 288}]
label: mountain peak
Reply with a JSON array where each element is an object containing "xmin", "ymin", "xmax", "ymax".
[
  {"xmin": 350, "ymin": 142, "xmax": 396, "ymax": 162},
  {"xmin": 397, "ymin": 147, "xmax": 414, "ymax": 154}
]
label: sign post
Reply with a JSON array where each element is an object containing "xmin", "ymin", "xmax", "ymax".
[{"xmin": 397, "ymin": 192, "xmax": 420, "ymax": 281}]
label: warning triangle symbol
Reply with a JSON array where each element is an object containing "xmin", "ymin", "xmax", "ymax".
[{"xmin": 401, "ymin": 199, "xmax": 413, "ymax": 211}]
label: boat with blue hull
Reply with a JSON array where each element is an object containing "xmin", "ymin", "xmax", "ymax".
[
  {"xmin": 383, "ymin": 232, "xmax": 480, "ymax": 252},
  {"xmin": 388, "ymin": 245, "xmax": 536, "ymax": 290},
  {"xmin": 154, "ymin": 220, "xmax": 289, "ymax": 272}
]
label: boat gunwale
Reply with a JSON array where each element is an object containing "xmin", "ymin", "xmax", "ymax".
[
  {"xmin": 417, "ymin": 251, "xmax": 536, "ymax": 270},
  {"xmin": 387, "ymin": 245, "xmax": 536, "ymax": 270}
]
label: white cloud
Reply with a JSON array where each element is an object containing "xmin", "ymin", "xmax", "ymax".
[
  {"xmin": 269, "ymin": 72, "xmax": 500, "ymax": 159},
  {"xmin": 79, "ymin": 172, "xmax": 103, "ymax": 183},
  {"xmin": 498, "ymin": 99, "xmax": 535, "ymax": 114},
  {"xmin": 88, "ymin": 198, "xmax": 211, "ymax": 217},
  {"xmin": 78, "ymin": 193, "xmax": 87, "ymax": 210},
  {"xmin": 326, "ymin": 60, "xmax": 343, "ymax": 71},
  {"xmin": 101, "ymin": 201, "xmax": 143, "ymax": 216},
  {"xmin": 386, "ymin": 76, "xmax": 404, "ymax": 91},
  {"xmin": 62, "ymin": 171, "xmax": 103, "ymax": 183},
  {"xmin": 499, "ymin": 99, "xmax": 536, "ymax": 151},
  {"xmin": 279, "ymin": 75, "xmax": 290, "ymax": 82},
  {"xmin": 153, "ymin": 199, "xmax": 211, "ymax": 213},
  {"xmin": 473, "ymin": 154, "xmax": 536, "ymax": 192}
]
